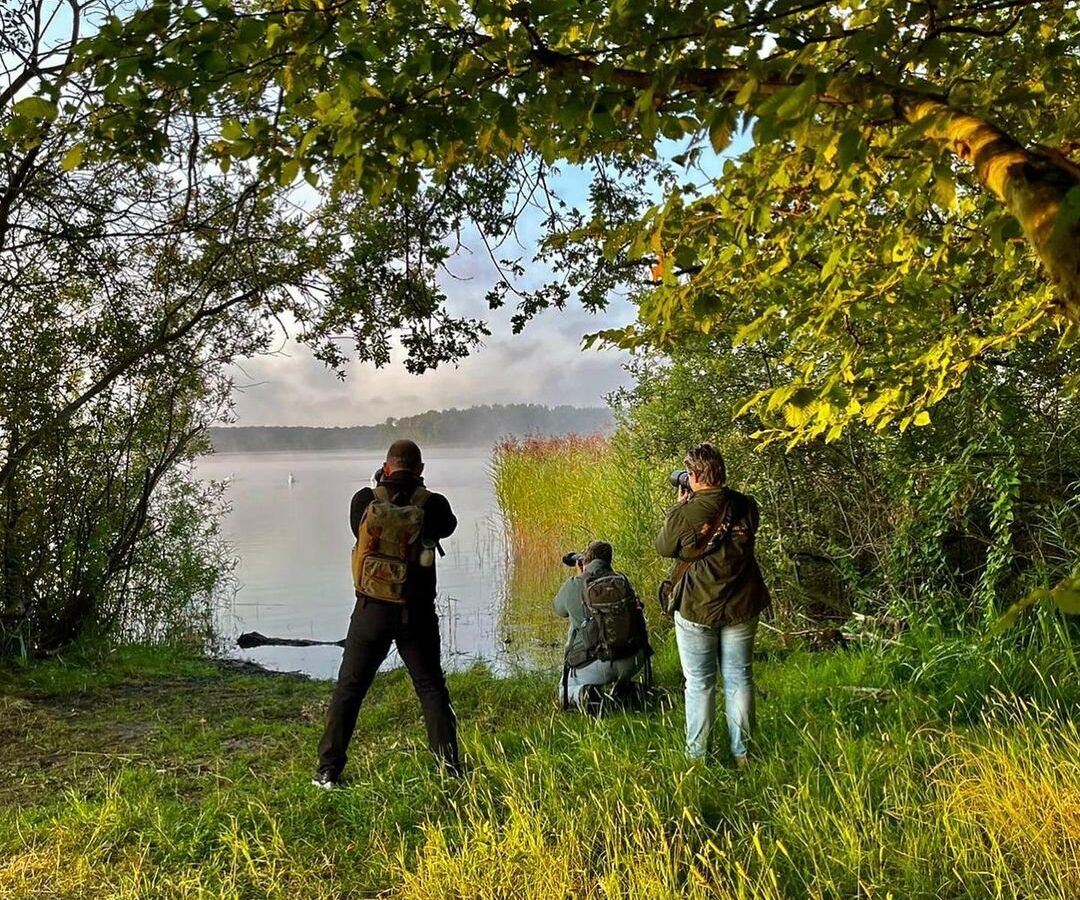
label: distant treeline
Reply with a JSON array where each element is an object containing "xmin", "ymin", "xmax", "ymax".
[{"xmin": 208, "ymin": 404, "xmax": 614, "ymax": 452}]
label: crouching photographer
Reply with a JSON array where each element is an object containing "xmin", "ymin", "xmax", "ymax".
[
  {"xmin": 553, "ymin": 541, "xmax": 652, "ymax": 713},
  {"xmin": 655, "ymin": 444, "xmax": 771, "ymax": 766}
]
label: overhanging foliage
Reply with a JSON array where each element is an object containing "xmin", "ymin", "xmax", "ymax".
[{"xmin": 13, "ymin": 0, "xmax": 1080, "ymax": 442}]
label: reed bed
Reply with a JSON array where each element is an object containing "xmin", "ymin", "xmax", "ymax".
[{"xmin": 491, "ymin": 434, "xmax": 670, "ymax": 663}]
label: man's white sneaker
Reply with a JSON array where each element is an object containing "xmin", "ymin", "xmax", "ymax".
[{"xmin": 311, "ymin": 770, "xmax": 339, "ymax": 790}]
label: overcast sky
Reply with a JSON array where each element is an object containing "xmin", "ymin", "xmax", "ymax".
[
  {"xmin": 227, "ymin": 296, "xmax": 636, "ymax": 427},
  {"xmin": 227, "ymin": 196, "xmax": 639, "ymax": 426}
]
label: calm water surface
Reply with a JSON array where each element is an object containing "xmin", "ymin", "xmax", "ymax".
[{"xmin": 199, "ymin": 448, "xmax": 524, "ymax": 679}]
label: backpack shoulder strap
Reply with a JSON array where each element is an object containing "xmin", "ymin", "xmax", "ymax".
[
  {"xmin": 373, "ymin": 484, "xmax": 392, "ymax": 504},
  {"xmin": 409, "ymin": 486, "xmax": 431, "ymax": 508},
  {"xmin": 682, "ymin": 497, "xmax": 734, "ymax": 562}
]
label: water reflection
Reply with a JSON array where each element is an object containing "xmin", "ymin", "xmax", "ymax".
[{"xmin": 200, "ymin": 447, "xmax": 561, "ymax": 679}]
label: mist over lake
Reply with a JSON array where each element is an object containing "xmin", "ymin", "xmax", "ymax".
[{"xmin": 200, "ymin": 447, "xmax": 527, "ymax": 680}]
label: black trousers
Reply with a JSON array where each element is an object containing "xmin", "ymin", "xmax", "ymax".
[{"xmin": 317, "ymin": 598, "xmax": 459, "ymax": 777}]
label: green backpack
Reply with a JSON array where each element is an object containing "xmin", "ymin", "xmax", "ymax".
[
  {"xmin": 351, "ymin": 485, "xmax": 430, "ymax": 604},
  {"xmin": 567, "ymin": 572, "xmax": 650, "ymax": 667}
]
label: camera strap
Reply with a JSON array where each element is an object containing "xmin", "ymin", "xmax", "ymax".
[{"xmin": 670, "ymin": 495, "xmax": 738, "ymax": 588}]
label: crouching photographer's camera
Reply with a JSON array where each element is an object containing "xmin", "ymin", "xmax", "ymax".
[{"xmin": 562, "ymin": 551, "xmax": 583, "ymax": 567}]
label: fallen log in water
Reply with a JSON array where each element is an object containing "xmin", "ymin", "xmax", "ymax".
[{"xmin": 237, "ymin": 631, "xmax": 345, "ymax": 649}]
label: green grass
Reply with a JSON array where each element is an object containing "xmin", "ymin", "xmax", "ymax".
[
  {"xmin": 4, "ymin": 440, "xmax": 1078, "ymax": 896},
  {"xmin": 492, "ymin": 435, "xmax": 670, "ymax": 665},
  {"xmin": 3, "ymin": 632, "xmax": 1080, "ymax": 898}
]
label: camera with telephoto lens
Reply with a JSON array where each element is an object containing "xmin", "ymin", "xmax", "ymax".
[
  {"xmin": 562, "ymin": 551, "xmax": 583, "ymax": 567},
  {"xmin": 669, "ymin": 469, "xmax": 690, "ymax": 491}
]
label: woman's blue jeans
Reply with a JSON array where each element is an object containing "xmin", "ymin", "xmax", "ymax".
[{"xmin": 674, "ymin": 610, "xmax": 758, "ymax": 759}]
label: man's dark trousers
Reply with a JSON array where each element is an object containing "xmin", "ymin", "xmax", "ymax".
[{"xmin": 317, "ymin": 598, "xmax": 459, "ymax": 778}]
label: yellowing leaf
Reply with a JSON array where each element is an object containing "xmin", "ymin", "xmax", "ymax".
[
  {"xmin": 1052, "ymin": 573, "xmax": 1080, "ymax": 615},
  {"xmin": 709, "ymin": 114, "xmax": 732, "ymax": 153},
  {"xmin": 820, "ymin": 247, "xmax": 842, "ymax": 282},
  {"xmin": 734, "ymin": 78, "xmax": 757, "ymax": 107},
  {"xmin": 61, "ymin": 144, "xmax": 85, "ymax": 172},
  {"xmin": 913, "ymin": 411, "xmax": 931, "ymax": 426},
  {"xmin": 279, "ymin": 158, "xmax": 300, "ymax": 186}
]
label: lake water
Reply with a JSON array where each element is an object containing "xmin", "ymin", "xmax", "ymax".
[{"xmin": 199, "ymin": 448, "xmax": 542, "ymax": 680}]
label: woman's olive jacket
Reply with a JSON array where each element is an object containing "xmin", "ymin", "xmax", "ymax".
[{"xmin": 654, "ymin": 486, "xmax": 771, "ymax": 627}]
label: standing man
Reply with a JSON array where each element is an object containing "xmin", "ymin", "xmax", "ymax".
[
  {"xmin": 655, "ymin": 443, "xmax": 771, "ymax": 766},
  {"xmin": 314, "ymin": 439, "xmax": 460, "ymax": 788}
]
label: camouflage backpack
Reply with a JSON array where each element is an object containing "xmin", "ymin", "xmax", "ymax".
[
  {"xmin": 351, "ymin": 484, "xmax": 430, "ymax": 604},
  {"xmin": 567, "ymin": 572, "xmax": 650, "ymax": 667}
]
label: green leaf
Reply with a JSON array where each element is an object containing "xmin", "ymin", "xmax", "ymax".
[
  {"xmin": 734, "ymin": 78, "xmax": 757, "ymax": 106},
  {"xmin": 279, "ymin": 158, "xmax": 300, "ymax": 186},
  {"xmin": 674, "ymin": 245, "xmax": 697, "ymax": 270},
  {"xmin": 61, "ymin": 144, "xmax": 85, "ymax": 172},
  {"xmin": 836, "ymin": 129, "xmax": 863, "ymax": 173},
  {"xmin": 12, "ymin": 97, "xmax": 58, "ymax": 121},
  {"xmin": 775, "ymin": 78, "xmax": 817, "ymax": 122},
  {"xmin": 221, "ymin": 119, "xmax": 244, "ymax": 141}
]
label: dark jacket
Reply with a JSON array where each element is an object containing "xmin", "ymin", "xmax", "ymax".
[
  {"xmin": 654, "ymin": 486, "xmax": 771, "ymax": 627},
  {"xmin": 350, "ymin": 470, "xmax": 457, "ymax": 605}
]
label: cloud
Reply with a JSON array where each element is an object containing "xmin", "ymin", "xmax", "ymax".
[
  {"xmin": 227, "ymin": 290, "xmax": 635, "ymax": 427},
  {"xmin": 224, "ymin": 161, "xmax": 670, "ymax": 427}
]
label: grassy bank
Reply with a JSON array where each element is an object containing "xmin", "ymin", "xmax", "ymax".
[
  {"xmin": 3, "ymin": 632, "xmax": 1080, "ymax": 898},
  {"xmin": 4, "ymin": 438, "xmax": 1078, "ymax": 897}
]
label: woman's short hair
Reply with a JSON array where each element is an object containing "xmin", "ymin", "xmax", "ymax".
[{"xmin": 684, "ymin": 443, "xmax": 726, "ymax": 487}]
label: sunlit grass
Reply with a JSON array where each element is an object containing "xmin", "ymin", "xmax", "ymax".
[
  {"xmin": 937, "ymin": 705, "xmax": 1080, "ymax": 896},
  {"xmin": 3, "ymin": 636, "xmax": 1080, "ymax": 898},
  {"xmin": 4, "ymin": 441, "xmax": 1080, "ymax": 897}
]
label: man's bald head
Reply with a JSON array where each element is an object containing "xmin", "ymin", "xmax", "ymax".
[{"xmin": 385, "ymin": 439, "xmax": 423, "ymax": 473}]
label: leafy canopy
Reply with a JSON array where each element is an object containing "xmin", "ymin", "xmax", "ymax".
[{"xmin": 70, "ymin": 0, "xmax": 1080, "ymax": 442}]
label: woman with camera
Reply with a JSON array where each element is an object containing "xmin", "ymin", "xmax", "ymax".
[{"xmin": 655, "ymin": 444, "xmax": 771, "ymax": 766}]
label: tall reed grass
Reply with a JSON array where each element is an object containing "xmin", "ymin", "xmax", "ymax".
[{"xmin": 491, "ymin": 434, "xmax": 670, "ymax": 662}]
